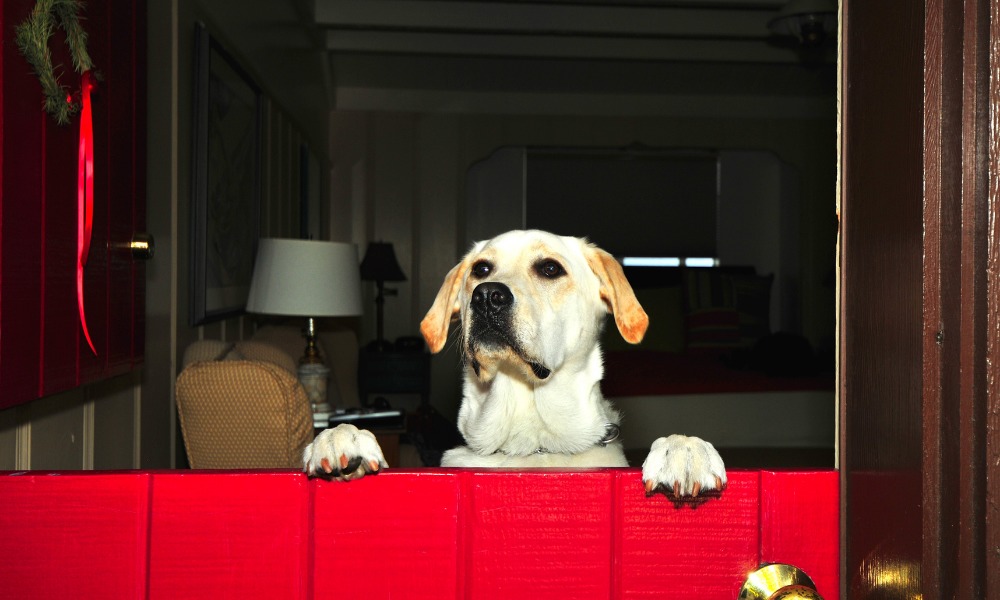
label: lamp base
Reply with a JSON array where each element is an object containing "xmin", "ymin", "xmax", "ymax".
[
  {"xmin": 299, "ymin": 343, "xmax": 324, "ymax": 365},
  {"xmin": 297, "ymin": 363, "xmax": 330, "ymax": 410},
  {"xmin": 299, "ymin": 316, "xmax": 325, "ymax": 365}
]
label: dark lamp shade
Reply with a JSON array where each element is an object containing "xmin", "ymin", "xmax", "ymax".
[
  {"xmin": 767, "ymin": 0, "xmax": 836, "ymax": 44},
  {"xmin": 360, "ymin": 242, "xmax": 406, "ymax": 282}
]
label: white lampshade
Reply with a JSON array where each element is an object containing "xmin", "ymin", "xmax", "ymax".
[{"xmin": 246, "ymin": 238, "xmax": 363, "ymax": 317}]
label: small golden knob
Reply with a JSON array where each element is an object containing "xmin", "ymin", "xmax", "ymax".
[
  {"xmin": 739, "ymin": 564, "xmax": 824, "ymax": 600},
  {"xmin": 111, "ymin": 233, "xmax": 155, "ymax": 260},
  {"xmin": 130, "ymin": 233, "xmax": 154, "ymax": 260}
]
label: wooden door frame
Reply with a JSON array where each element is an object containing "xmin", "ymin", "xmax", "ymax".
[
  {"xmin": 841, "ymin": 0, "xmax": 1000, "ymax": 596},
  {"xmin": 922, "ymin": 0, "xmax": 995, "ymax": 595},
  {"xmin": 985, "ymin": 1, "xmax": 1000, "ymax": 593},
  {"xmin": 985, "ymin": 4, "xmax": 1000, "ymax": 595}
]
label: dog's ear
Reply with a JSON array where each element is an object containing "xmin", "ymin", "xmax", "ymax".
[
  {"xmin": 420, "ymin": 259, "xmax": 470, "ymax": 353},
  {"xmin": 585, "ymin": 247, "xmax": 649, "ymax": 344}
]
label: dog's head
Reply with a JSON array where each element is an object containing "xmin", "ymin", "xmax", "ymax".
[{"xmin": 420, "ymin": 230, "xmax": 648, "ymax": 383}]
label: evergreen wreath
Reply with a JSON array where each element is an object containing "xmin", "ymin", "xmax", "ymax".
[{"xmin": 15, "ymin": 0, "xmax": 94, "ymax": 125}]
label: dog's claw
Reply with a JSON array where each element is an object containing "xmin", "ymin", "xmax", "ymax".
[
  {"xmin": 368, "ymin": 459, "xmax": 381, "ymax": 472},
  {"xmin": 320, "ymin": 457, "xmax": 333, "ymax": 473},
  {"xmin": 692, "ymin": 482, "xmax": 701, "ymax": 497},
  {"xmin": 673, "ymin": 482, "xmax": 681, "ymax": 498},
  {"xmin": 339, "ymin": 453, "xmax": 349, "ymax": 469},
  {"xmin": 344, "ymin": 456, "xmax": 364, "ymax": 474},
  {"xmin": 644, "ymin": 479, "xmax": 656, "ymax": 494},
  {"xmin": 715, "ymin": 476, "xmax": 723, "ymax": 490}
]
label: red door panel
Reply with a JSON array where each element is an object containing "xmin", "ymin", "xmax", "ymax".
[
  {"xmin": 0, "ymin": 7, "xmax": 46, "ymax": 402},
  {"xmin": 41, "ymin": 96, "xmax": 85, "ymax": 394},
  {"xmin": 0, "ymin": 0, "xmax": 145, "ymax": 408},
  {"xmin": 96, "ymin": 0, "xmax": 146, "ymax": 373},
  {"xmin": 0, "ymin": 469, "xmax": 839, "ymax": 600}
]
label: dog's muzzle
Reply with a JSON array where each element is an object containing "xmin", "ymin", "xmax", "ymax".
[
  {"xmin": 468, "ymin": 282, "xmax": 550, "ymax": 380},
  {"xmin": 469, "ymin": 281, "xmax": 514, "ymax": 344}
]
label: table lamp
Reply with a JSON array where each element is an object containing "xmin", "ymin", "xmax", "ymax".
[
  {"xmin": 246, "ymin": 238, "xmax": 363, "ymax": 365},
  {"xmin": 359, "ymin": 241, "xmax": 406, "ymax": 351}
]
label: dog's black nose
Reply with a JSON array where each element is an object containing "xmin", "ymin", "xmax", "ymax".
[{"xmin": 471, "ymin": 282, "xmax": 513, "ymax": 314}]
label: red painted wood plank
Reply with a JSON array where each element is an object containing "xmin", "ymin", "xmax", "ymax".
[
  {"xmin": 313, "ymin": 469, "xmax": 462, "ymax": 599},
  {"xmin": 0, "ymin": 0, "xmax": 45, "ymax": 407},
  {"xmin": 0, "ymin": 472, "xmax": 151, "ymax": 599},
  {"xmin": 616, "ymin": 470, "xmax": 760, "ymax": 599},
  {"xmin": 1, "ymin": 0, "xmax": 144, "ymax": 406},
  {"xmin": 40, "ymin": 72, "xmax": 84, "ymax": 394},
  {"xmin": 0, "ymin": 469, "xmax": 839, "ymax": 599},
  {"xmin": 760, "ymin": 470, "xmax": 839, "ymax": 600},
  {"xmin": 147, "ymin": 471, "xmax": 309, "ymax": 600},
  {"xmin": 104, "ymin": 0, "xmax": 141, "ymax": 372},
  {"xmin": 467, "ymin": 469, "xmax": 615, "ymax": 600}
]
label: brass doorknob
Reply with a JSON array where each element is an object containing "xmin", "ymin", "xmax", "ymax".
[
  {"xmin": 129, "ymin": 233, "xmax": 154, "ymax": 260},
  {"xmin": 739, "ymin": 564, "xmax": 824, "ymax": 600},
  {"xmin": 108, "ymin": 233, "xmax": 155, "ymax": 260}
]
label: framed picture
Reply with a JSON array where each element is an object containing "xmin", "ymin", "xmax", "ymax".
[{"xmin": 190, "ymin": 22, "xmax": 262, "ymax": 326}]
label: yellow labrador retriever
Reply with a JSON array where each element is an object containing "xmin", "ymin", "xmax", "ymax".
[{"xmin": 304, "ymin": 230, "xmax": 726, "ymax": 497}]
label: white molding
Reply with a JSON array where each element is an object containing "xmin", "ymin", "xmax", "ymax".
[
  {"xmin": 326, "ymin": 30, "xmax": 800, "ymax": 64},
  {"xmin": 82, "ymin": 398, "xmax": 95, "ymax": 470},
  {"xmin": 133, "ymin": 371, "xmax": 142, "ymax": 469},
  {"xmin": 316, "ymin": 0, "xmax": 775, "ymax": 38},
  {"xmin": 15, "ymin": 410, "xmax": 30, "ymax": 470},
  {"xmin": 334, "ymin": 87, "xmax": 836, "ymax": 120}
]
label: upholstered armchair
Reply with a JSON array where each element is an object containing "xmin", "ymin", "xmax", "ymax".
[
  {"xmin": 175, "ymin": 339, "xmax": 313, "ymax": 469},
  {"xmin": 175, "ymin": 325, "xmax": 423, "ymax": 469}
]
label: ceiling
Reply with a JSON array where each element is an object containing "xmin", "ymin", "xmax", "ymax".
[{"xmin": 200, "ymin": 0, "xmax": 836, "ymax": 127}]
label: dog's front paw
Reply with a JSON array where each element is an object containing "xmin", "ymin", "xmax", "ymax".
[
  {"xmin": 303, "ymin": 423, "xmax": 388, "ymax": 481},
  {"xmin": 641, "ymin": 434, "xmax": 726, "ymax": 498}
]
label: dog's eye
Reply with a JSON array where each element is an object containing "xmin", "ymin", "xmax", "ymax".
[
  {"xmin": 471, "ymin": 261, "xmax": 493, "ymax": 279},
  {"xmin": 535, "ymin": 260, "xmax": 565, "ymax": 279}
]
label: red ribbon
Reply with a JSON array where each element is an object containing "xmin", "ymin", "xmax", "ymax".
[{"xmin": 77, "ymin": 71, "xmax": 96, "ymax": 354}]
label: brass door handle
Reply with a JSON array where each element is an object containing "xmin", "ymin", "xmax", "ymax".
[
  {"xmin": 739, "ymin": 564, "xmax": 824, "ymax": 600},
  {"xmin": 129, "ymin": 233, "xmax": 154, "ymax": 260}
]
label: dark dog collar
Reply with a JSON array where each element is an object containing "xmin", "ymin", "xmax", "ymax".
[{"xmin": 497, "ymin": 423, "xmax": 620, "ymax": 456}]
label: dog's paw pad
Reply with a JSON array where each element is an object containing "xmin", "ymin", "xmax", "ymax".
[
  {"xmin": 303, "ymin": 423, "xmax": 388, "ymax": 481},
  {"xmin": 641, "ymin": 434, "xmax": 727, "ymax": 499}
]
